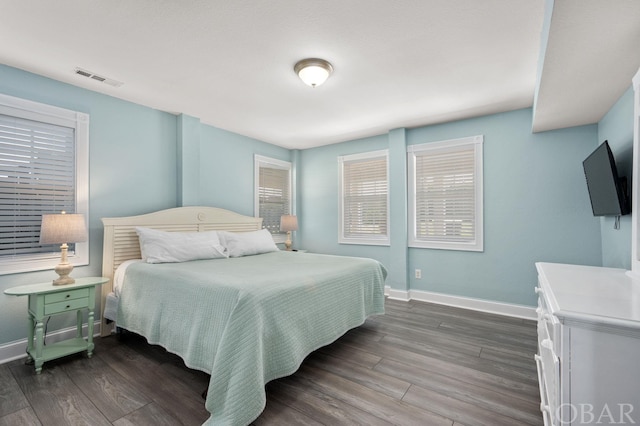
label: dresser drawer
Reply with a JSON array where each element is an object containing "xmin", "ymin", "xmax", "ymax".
[
  {"xmin": 44, "ymin": 297, "xmax": 89, "ymax": 315},
  {"xmin": 536, "ymin": 286, "xmax": 561, "ymax": 355},
  {"xmin": 44, "ymin": 288, "xmax": 89, "ymax": 304},
  {"xmin": 537, "ymin": 338, "xmax": 560, "ymax": 425},
  {"xmin": 535, "ymin": 354, "xmax": 554, "ymax": 426},
  {"xmin": 537, "ymin": 316, "xmax": 550, "ymax": 348}
]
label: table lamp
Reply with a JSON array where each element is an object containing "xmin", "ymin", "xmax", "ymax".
[
  {"xmin": 280, "ymin": 215, "xmax": 298, "ymax": 251},
  {"xmin": 39, "ymin": 212, "xmax": 87, "ymax": 285}
]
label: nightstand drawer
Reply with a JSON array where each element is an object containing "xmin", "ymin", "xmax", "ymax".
[
  {"xmin": 44, "ymin": 297, "xmax": 89, "ymax": 315},
  {"xmin": 44, "ymin": 288, "xmax": 89, "ymax": 304}
]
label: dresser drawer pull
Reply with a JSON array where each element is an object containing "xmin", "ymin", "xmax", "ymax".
[
  {"xmin": 66, "ymin": 305, "xmax": 70, "ymax": 309},
  {"xmin": 535, "ymin": 286, "xmax": 543, "ymax": 294},
  {"xmin": 66, "ymin": 294, "xmax": 70, "ymax": 298}
]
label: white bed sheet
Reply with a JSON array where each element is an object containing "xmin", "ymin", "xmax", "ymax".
[
  {"xmin": 113, "ymin": 259, "xmax": 143, "ymax": 296},
  {"xmin": 103, "ymin": 259, "xmax": 142, "ymax": 322}
]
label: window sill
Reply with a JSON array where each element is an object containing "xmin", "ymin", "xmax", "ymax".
[
  {"xmin": 0, "ymin": 247, "xmax": 89, "ymax": 276},
  {"xmin": 409, "ymin": 240, "xmax": 483, "ymax": 252},
  {"xmin": 339, "ymin": 239, "xmax": 390, "ymax": 247}
]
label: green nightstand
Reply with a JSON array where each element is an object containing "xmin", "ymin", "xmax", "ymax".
[{"xmin": 4, "ymin": 277, "xmax": 108, "ymax": 374}]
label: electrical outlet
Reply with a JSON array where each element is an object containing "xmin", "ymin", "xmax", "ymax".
[{"xmin": 415, "ymin": 269, "xmax": 422, "ymax": 279}]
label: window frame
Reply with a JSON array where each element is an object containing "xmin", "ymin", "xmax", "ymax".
[
  {"xmin": 338, "ymin": 149, "xmax": 390, "ymax": 246},
  {"xmin": 254, "ymin": 154, "xmax": 292, "ymax": 244},
  {"xmin": 408, "ymin": 135, "xmax": 483, "ymax": 252},
  {"xmin": 0, "ymin": 93, "xmax": 89, "ymax": 275}
]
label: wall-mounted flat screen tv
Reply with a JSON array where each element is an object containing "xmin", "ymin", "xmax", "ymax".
[{"xmin": 583, "ymin": 140, "xmax": 630, "ymax": 216}]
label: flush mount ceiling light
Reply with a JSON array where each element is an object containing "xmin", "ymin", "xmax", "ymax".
[{"xmin": 294, "ymin": 58, "xmax": 333, "ymax": 88}]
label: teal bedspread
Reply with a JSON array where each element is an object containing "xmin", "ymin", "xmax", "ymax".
[{"xmin": 117, "ymin": 251, "xmax": 386, "ymax": 425}]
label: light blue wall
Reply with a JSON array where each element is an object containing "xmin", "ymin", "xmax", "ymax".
[
  {"xmin": 199, "ymin": 126, "xmax": 290, "ymax": 217},
  {"xmin": 298, "ymin": 134, "xmax": 392, "ymax": 270},
  {"xmin": 0, "ymin": 65, "xmax": 289, "ymax": 347},
  {"xmin": 408, "ymin": 109, "xmax": 601, "ymax": 306},
  {"xmin": 177, "ymin": 114, "xmax": 202, "ymax": 206},
  {"xmin": 300, "ymin": 108, "xmax": 603, "ymax": 306},
  {"xmin": 0, "ymin": 65, "xmax": 178, "ymax": 345},
  {"xmin": 388, "ymin": 129, "xmax": 409, "ymax": 292},
  {"xmin": 597, "ymin": 86, "xmax": 634, "ymax": 269}
]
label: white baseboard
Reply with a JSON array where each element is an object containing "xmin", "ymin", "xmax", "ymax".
[
  {"xmin": 385, "ymin": 287, "xmax": 411, "ymax": 301},
  {"xmin": 384, "ymin": 286, "xmax": 536, "ymax": 320},
  {"xmin": 0, "ymin": 320, "xmax": 102, "ymax": 365}
]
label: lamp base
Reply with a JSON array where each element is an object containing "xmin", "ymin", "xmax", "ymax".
[
  {"xmin": 52, "ymin": 261, "xmax": 75, "ymax": 286},
  {"xmin": 53, "ymin": 276, "xmax": 76, "ymax": 286},
  {"xmin": 285, "ymin": 232, "xmax": 292, "ymax": 251}
]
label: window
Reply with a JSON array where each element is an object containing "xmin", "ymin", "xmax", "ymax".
[
  {"xmin": 254, "ymin": 155, "xmax": 291, "ymax": 243},
  {"xmin": 0, "ymin": 93, "xmax": 89, "ymax": 275},
  {"xmin": 338, "ymin": 150, "xmax": 389, "ymax": 245},
  {"xmin": 408, "ymin": 135, "xmax": 483, "ymax": 251}
]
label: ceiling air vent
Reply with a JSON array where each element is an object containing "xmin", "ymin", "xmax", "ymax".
[{"xmin": 74, "ymin": 67, "xmax": 123, "ymax": 87}]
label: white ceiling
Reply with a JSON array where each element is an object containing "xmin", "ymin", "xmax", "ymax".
[
  {"xmin": 534, "ymin": 0, "xmax": 640, "ymax": 133},
  {"xmin": 1, "ymin": 1, "xmax": 639, "ymax": 149}
]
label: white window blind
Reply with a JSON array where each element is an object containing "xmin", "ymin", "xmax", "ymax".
[
  {"xmin": 0, "ymin": 115, "xmax": 76, "ymax": 256},
  {"xmin": 338, "ymin": 150, "xmax": 389, "ymax": 245},
  {"xmin": 0, "ymin": 93, "xmax": 89, "ymax": 275},
  {"xmin": 408, "ymin": 136, "xmax": 483, "ymax": 251},
  {"xmin": 254, "ymin": 155, "xmax": 291, "ymax": 242}
]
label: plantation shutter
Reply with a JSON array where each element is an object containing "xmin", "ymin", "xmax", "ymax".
[
  {"xmin": 409, "ymin": 135, "xmax": 483, "ymax": 251},
  {"xmin": 0, "ymin": 114, "xmax": 76, "ymax": 257},
  {"xmin": 339, "ymin": 150, "xmax": 389, "ymax": 244},
  {"xmin": 258, "ymin": 165, "xmax": 290, "ymax": 236}
]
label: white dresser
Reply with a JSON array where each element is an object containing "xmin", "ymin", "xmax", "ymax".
[{"xmin": 535, "ymin": 262, "xmax": 640, "ymax": 425}]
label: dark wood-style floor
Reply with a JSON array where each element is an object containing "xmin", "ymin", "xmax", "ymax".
[{"xmin": 0, "ymin": 299, "xmax": 541, "ymax": 426}]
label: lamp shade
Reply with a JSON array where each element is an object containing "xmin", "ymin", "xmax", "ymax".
[
  {"xmin": 280, "ymin": 215, "xmax": 298, "ymax": 232},
  {"xmin": 40, "ymin": 213, "xmax": 87, "ymax": 245},
  {"xmin": 294, "ymin": 58, "xmax": 333, "ymax": 88}
]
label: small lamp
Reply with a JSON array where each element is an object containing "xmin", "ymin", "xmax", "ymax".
[
  {"xmin": 39, "ymin": 212, "xmax": 87, "ymax": 286},
  {"xmin": 280, "ymin": 215, "xmax": 298, "ymax": 251}
]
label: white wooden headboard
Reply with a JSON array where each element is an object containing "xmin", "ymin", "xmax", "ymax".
[{"xmin": 100, "ymin": 206, "xmax": 263, "ymax": 336}]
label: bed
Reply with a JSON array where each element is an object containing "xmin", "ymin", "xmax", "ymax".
[{"xmin": 99, "ymin": 206, "xmax": 386, "ymax": 425}]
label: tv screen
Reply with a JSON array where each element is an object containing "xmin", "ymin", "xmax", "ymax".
[{"xmin": 583, "ymin": 140, "xmax": 630, "ymax": 216}]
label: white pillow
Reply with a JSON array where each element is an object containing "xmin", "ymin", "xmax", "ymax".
[
  {"xmin": 136, "ymin": 227, "xmax": 227, "ymax": 263},
  {"xmin": 219, "ymin": 229, "xmax": 279, "ymax": 258}
]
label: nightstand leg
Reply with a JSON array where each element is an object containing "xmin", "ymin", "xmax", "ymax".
[
  {"xmin": 26, "ymin": 315, "xmax": 34, "ymax": 363},
  {"xmin": 76, "ymin": 310, "xmax": 82, "ymax": 338},
  {"xmin": 87, "ymin": 308, "xmax": 94, "ymax": 358},
  {"xmin": 34, "ymin": 319, "xmax": 44, "ymax": 374}
]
